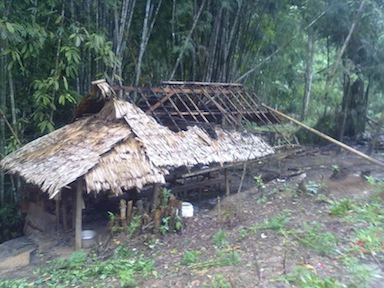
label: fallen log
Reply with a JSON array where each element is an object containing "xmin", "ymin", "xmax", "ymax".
[{"xmin": 263, "ymin": 104, "xmax": 384, "ymax": 168}]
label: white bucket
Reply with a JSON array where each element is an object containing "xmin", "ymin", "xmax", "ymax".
[
  {"xmin": 81, "ymin": 230, "xmax": 97, "ymax": 249},
  {"xmin": 181, "ymin": 202, "xmax": 194, "ymax": 217}
]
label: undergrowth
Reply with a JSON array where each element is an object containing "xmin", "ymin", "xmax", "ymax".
[
  {"xmin": 280, "ymin": 266, "xmax": 343, "ymax": 288},
  {"xmin": 279, "ymin": 177, "xmax": 384, "ymax": 287},
  {"xmin": 0, "ymin": 247, "xmax": 155, "ymax": 288}
]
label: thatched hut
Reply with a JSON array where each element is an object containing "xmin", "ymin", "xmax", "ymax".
[{"xmin": 0, "ymin": 80, "xmax": 274, "ymax": 249}]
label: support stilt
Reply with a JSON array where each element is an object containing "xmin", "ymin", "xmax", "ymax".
[
  {"xmin": 75, "ymin": 181, "xmax": 83, "ymax": 250},
  {"xmin": 225, "ymin": 169, "xmax": 230, "ymax": 196}
]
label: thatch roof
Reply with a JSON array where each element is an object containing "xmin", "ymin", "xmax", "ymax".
[{"xmin": 0, "ymin": 83, "xmax": 274, "ymax": 199}]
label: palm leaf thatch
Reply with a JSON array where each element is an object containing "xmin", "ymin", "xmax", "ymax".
[{"xmin": 0, "ymin": 96, "xmax": 273, "ymax": 199}]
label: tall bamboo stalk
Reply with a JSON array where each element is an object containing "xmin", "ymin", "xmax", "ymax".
[
  {"xmin": 169, "ymin": 0, "xmax": 206, "ymax": 80},
  {"xmin": 135, "ymin": 0, "xmax": 162, "ymax": 86},
  {"xmin": 0, "ymin": 53, "xmax": 6, "ymax": 206},
  {"xmin": 302, "ymin": 31, "xmax": 314, "ymax": 120}
]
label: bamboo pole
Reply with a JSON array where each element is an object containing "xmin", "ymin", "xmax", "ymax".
[
  {"xmin": 152, "ymin": 183, "xmax": 161, "ymax": 209},
  {"xmin": 237, "ymin": 162, "xmax": 247, "ymax": 194},
  {"xmin": 75, "ymin": 181, "xmax": 83, "ymax": 250},
  {"xmin": 225, "ymin": 169, "xmax": 230, "ymax": 196},
  {"xmin": 263, "ymin": 104, "xmax": 384, "ymax": 167},
  {"xmin": 120, "ymin": 199, "xmax": 127, "ymax": 228}
]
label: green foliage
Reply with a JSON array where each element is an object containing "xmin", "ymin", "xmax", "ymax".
[
  {"xmin": 343, "ymin": 257, "xmax": 382, "ymax": 288},
  {"xmin": 160, "ymin": 188, "xmax": 171, "ymax": 208},
  {"xmin": 280, "ymin": 265, "xmax": 343, "ymax": 288},
  {"xmin": 0, "ymin": 1, "xmax": 120, "ymax": 141},
  {"xmin": 251, "ymin": 212, "xmax": 290, "ymax": 232},
  {"xmin": 128, "ymin": 215, "xmax": 142, "ymax": 237},
  {"xmin": 254, "ymin": 175, "xmax": 264, "ymax": 188},
  {"xmin": 0, "ymin": 279, "xmax": 30, "ymax": 288},
  {"xmin": 189, "ymin": 248, "xmax": 240, "ymax": 270},
  {"xmin": 332, "ymin": 165, "xmax": 340, "ymax": 173},
  {"xmin": 33, "ymin": 246, "xmax": 155, "ymax": 287},
  {"xmin": 297, "ymin": 222, "xmax": 338, "ymax": 256},
  {"xmin": 182, "ymin": 250, "xmax": 200, "ymax": 265},
  {"xmin": 305, "ymin": 181, "xmax": 322, "ymax": 195},
  {"xmin": 347, "ymin": 225, "xmax": 384, "ymax": 257},
  {"xmin": 328, "ymin": 198, "xmax": 355, "ymax": 216},
  {"xmin": 0, "ymin": 203, "xmax": 23, "ymax": 243},
  {"xmin": 159, "ymin": 216, "xmax": 171, "ymax": 234},
  {"xmin": 211, "ymin": 229, "xmax": 228, "ymax": 247},
  {"xmin": 107, "ymin": 211, "xmax": 123, "ymax": 233},
  {"xmin": 348, "ymin": 203, "xmax": 384, "ymax": 226},
  {"xmin": 203, "ymin": 274, "xmax": 236, "ymax": 288},
  {"xmin": 174, "ymin": 214, "xmax": 183, "ymax": 231}
]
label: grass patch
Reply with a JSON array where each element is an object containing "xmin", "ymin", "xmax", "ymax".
[
  {"xmin": 211, "ymin": 229, "xmax": 228, "ymax": 247},
  {"xmin": 345, "ymin": 224, "xmax": 384, "ymax": 257},
  {"xmin": 202, "ymin": 273, "xmax": 237, "ymax": 288},
  {"xmin": 250, "ymin": 212, "xmax": 290, "ymax": 232},
  {"xmin": 189, "ymin": 248, "xmax": 240, "ymax": 270},
  {"xmin": 296, "ymin": 222, "xmax": 339, "ymax": 256},
  {"xmin": 279, "ymin": 266, "xmax": 343, "ymax": 288},
  {"xmin": 343, "ymin": 257, "xmax": 382, "ymax": 288},
  {"xmin": 328, "ymin": 198, "xmax": 355, "ymax": 216},
  {"xmin": 181, "ymin": 250, "xmax": 201, "ymax": 265},
  {"xmin": 348, "ymin": 203, "xmax": 384, "ymax": 225},
  {"xmin": 2, "ymin": 247, "xmax": 156, "ymax": 288}
]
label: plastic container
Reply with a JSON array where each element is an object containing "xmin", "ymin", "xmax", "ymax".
[
  {"xmin": 81, "ymin": 230, "xmax": 97, "ymax": 249},
  {"xmin": 181, "ymin": 202, "xmax": 194, "ymax": 217}
]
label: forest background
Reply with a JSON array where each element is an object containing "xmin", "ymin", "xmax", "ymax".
[{"xmin": 0, "ymin": 0, "xmax": 384, "ymax": 241}]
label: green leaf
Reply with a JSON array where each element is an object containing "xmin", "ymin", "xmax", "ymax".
[
  {"xmin": 65, "ymin": 93, "xmax": 76, "ymax": 103},
  {"xmin": 75, "ymin": 36, "xmax": 81, "ymax": 47},
  {"xmin": 62, "ymin": 76, "xmax": 68, "ymax": 90},
  {"xmin": 53, "ymin": 80, "xmax": 59, "ymax": 91},
  {"xmin": 55, "ymin": 15, "xmax": 63, "ymax": 24},
  {"xmin": 5, "ymin": 22, "xmax": 14, "ymax": 33},
  {"xmin": 58, "ymin": 94, "xmax": 65, "ymax": 105}
]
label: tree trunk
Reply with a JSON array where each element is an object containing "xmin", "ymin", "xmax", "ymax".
[
  {"xmin": 113, "ymin": 0, "xmax": 136, "ymax": 84},
  {"xmin": 135, "ymin": 0, "xmax": 162, "ymax": 86},
  {"xmin": 0, "ymin": 53, "xmax": 6, "ymax": 207},
  {"xmin": 302, "ymin": 32, "xmax": 314, "ymax": 120},
  {"xmin": 169, "ymin": 0, "xmax": 206, "ymax": 80},
  {"xmin": 322, "ymin": 0, "xmax": 366, "ymax": 117},
  {"xmin": 205, "ymin": 7, "xmax": 222, "ymax": 82},
  {"xmin": 344, "ymin": 77, "xmax": 366, "ymax": 137},
  {"xmin": 136, "ymin": 0, "xmax": 151, "ymax": 85},
  {"xmin": 223, "ymin": 1, "xmax": 242, "ymax": 82},
  {"xmin": 8, "ymin": 71, "xmax": 16, "ymax": 132},
  {"xmin": 339, "ymin": 74, "xmax": 351, "ymax": 141}
]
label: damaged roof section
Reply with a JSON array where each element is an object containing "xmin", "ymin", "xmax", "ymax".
[
  {"xmin": 111, "ymin": 81, "xmax": 283, "ymax": 134},
  {"xmin": 0, "ymin": 80, "xmax": 274, "ymax": 198}
]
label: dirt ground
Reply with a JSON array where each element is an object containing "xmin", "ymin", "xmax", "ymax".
[{"xmin": 2, "ymin": 145, "xmax": 384, "ymax": 287}]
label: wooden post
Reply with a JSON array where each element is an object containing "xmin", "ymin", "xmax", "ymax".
[
  {"xmin": 75, "ymin": 181, "xmax": 83, "ymax": 250},
  {"xmin": 62, "ymin": 192, "xmax": 68, "ymax": 232},
  {"xmin": 237, "ymin": 162, "xmax": 247, "ymax": 194},
  {"xmin": 120, "ymin": 199, "xmax": 127, "ymax": 228},
  {"xmin": 153, "ymin": 209, "xmax": 162, "ymax": 234},
  {"xmin": 225, "ymin": 169, "xmax": 230, "ymax": 196},
  {"xmin": 152, "ymin": 183, "xmax": 161, "ymax": 209},
  {"xmin": 127, "ymin": 200, "xmax": 133, "ymax": 224},
  {"xmin": 55, "ymin": 197, "xmax": 61, "ymax": 229}
]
